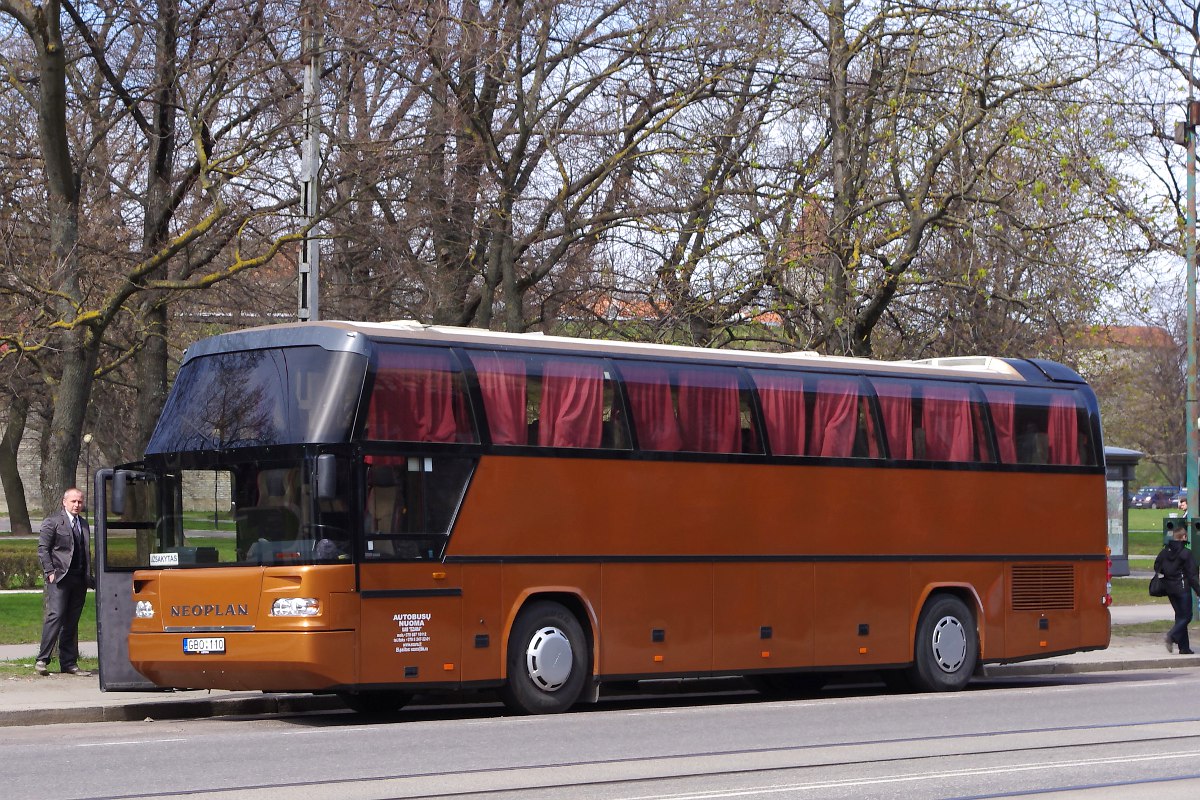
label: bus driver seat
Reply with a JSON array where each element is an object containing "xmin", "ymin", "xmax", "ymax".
[{"xmin": 241, "ymin": 468, "xmax": 301, "ymax": 561}]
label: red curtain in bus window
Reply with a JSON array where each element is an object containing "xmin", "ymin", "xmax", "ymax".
[
  {"xmin": 368, "ymin": 350, "xmax": 465, "ymax": 442},
  {"xmin": 809, "ymin": 377, "xmax": 859, "ymax": 457},
  {"xmin": 753, "ymin": 372, "xmax": 806, "ymax": 456},
  {"xmin": 677, "ymin": 368, "xmax": 741, "ymax": 453},
  {"xmin": 983, "ymin": 387, "xmax": 1017, "ymax": 463},
  {"xmin": 872, "ymin": 381, "xmax": 913, "ymax": 459},
  {"xmin": 922, "ymin": 385, "xmax": 974, "ymax": 462},
  {"xmin": 538, "ymin": 360, "xmax": 604, "ymax": 448},
  {"xmin": 470, "ymin": 353, "xmax": 527, "ymax": 445},
  {"xmin": 1047, "ymin": 395, "xmax": 1081, "ymax": 465},
  {"xmin": 620, "ymin": 363, "xmax": 683, "ymax": 451}
]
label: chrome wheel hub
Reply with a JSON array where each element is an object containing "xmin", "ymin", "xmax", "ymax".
[
  {"xmin": 525, "ymin": 625, "xmax": 573, "ymax": 691},
  {"xmin": 931, "ymin": 615, "xmax": 968, "ymax": 673}
]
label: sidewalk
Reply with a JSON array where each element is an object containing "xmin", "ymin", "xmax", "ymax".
[{"xmin": 0, "ymin": 605, "xmax": 1196, "ymax": 727}]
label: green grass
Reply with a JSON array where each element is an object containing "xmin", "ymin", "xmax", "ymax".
[
  {"xmin": 1110, "ymin": 577, "xmax": 1170, "ymax": 606},
  {"xmin": 180, "ymin": 512, "xmax": 236, "ymax": 532},
  {"xmin": 1110, "ymin": 620, "xmax": 1171, "ymax": 636},
  {"xmin": 0, "ymin": 592, "xmax": 96, "ymax": 646},
  {"xmin": 0, "ymin": 657, "xmax": 99, "ymax": 678},
  {"xmin": 1128, "ymin": 508, "xmax": 1187, "ymax": 555}
]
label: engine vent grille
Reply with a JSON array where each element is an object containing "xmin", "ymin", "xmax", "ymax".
[{"xmin": 1010, "ymin": 564, "xmax": 1076, "ymax": 611}]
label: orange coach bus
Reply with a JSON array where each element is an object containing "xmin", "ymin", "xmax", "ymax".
[{"xmin": 93, "ymin": 320, "xmax": 1111, "ymax": 712}]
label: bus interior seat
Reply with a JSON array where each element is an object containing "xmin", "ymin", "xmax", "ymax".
[
  {"xmin": 258, "ymin": 468, "xmax": 299, "ymax": 507},
  {"xmin": 367, "ymin": 466, "xmax": 400, "ymax": 530},
  {"xmin": 238, "ymin": 468, "xmax": 300, "ymax": 548},
  {"xmin": 366, "ymin": 465, "xmax": 400, "ymax": 556},
  {"xmin": 1017, "ymin": 430, "xmax": 1049, "ymax": 464}
]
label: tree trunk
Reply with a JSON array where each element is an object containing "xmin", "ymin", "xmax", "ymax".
[
  {"xmin": 0, "ymin": 396, "xmax": 32, "ymax": 533},
  {"xmin": 824, "ymin": 0, "xmax": 854, "ymax": 356},
  {"xmin": 133, "ymin": 304, "xmax": 169, "ymax": 456},
  {"xmin": 33, "ymin": 0, "xmax": 89, "ymax": 510},
  {"xmin": 133, "ymin": 0, "xmax": 179, "ymax": 456},
  {"xmin": 40, "ymin": 340, "xmax": 96, "ymax": 509}
]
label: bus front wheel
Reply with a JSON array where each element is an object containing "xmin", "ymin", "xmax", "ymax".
[
  {"xmin": 906, "ymin": 594, "xmax": 978, "ymax": 692},
  {"xmin": 499, "ymin": 601, "xmax": 588, "ymax": 715}
]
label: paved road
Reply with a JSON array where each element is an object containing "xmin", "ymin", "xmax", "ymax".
[{"xmin": 3, "ymin": 662, "xmax": 1199, "ymax": 799}]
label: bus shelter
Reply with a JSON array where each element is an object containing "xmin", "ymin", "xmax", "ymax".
[{"xmin": 1104, "ymin": 445, "xmax": 1141, "ymax": 577}]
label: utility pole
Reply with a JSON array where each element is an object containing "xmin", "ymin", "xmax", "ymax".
[{"xmin": 298, "ymin": 0, "xmax": 322, "ymax": 322}]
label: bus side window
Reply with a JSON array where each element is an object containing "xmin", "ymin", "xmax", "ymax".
[
  {"xmin": 918, "ymin": 384, "xmax": 992, "ymax": 463},
  {"xmin": 470, "ymin": 352, "xmax": 529, "ymax": 445},
  {"xmin": 809, "ymin": 376, "xmax": 878, "ymax": 458},
  {"xmin": 366, "ymin": 346, "xmax": 476, "ymax": 443},
  {"xmin": 617, "ymin": 361, "xmax": 756, "ymax": 454},
  {"xmin": 618, "ymin": 362, "xmax": 683, "ymax": 452},
  {"xmin": 600, "ymin": 376, "xmax": 631, "ymax": 449},
  {"xmin": 1047, "ymin": 394, "xmax": 1083, "ymax": 465},
  {"xmin": 751, "ymin": 370, "xmax": 808, "ymax": 456},
  {"xmin": 536, "ymin": 358, "xmax": 606, "ymax": 448},
  {"xmin": 676, "ymin": 366, "xmax": 748, "ymax": 454},
  {"xmin": 983, "ymin": 386, "xmax": 1086, "ymax": 467},
  {"xmin": 472, "ymin": 354, "xmax": 632, "ymax": 451},
  {"xmin": 870, "ymin": 378, "xmax": 914, "ymax": 460}
]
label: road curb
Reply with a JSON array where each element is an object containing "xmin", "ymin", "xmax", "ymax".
[
  {"xmin": 985, "ymin": 655, "xmax": 1200, "ymax": 677},
  {"xmin": 0, "ymin": 692, "xmax": 346, "ymax": 727}
]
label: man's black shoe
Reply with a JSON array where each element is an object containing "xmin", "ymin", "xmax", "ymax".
[{"xmin": 62, "ymin": 666, "xmax": 92, "ymax": 676}]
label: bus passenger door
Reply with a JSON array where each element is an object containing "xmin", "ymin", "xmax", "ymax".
[
  {"xmin": 357, "ymin": 565, "xmax": 463, "ymax": 687},
  {"xmin": 94, "ymin": 467, "xmax": 161, "ymax": 691},
  {"xmin": 356, "ymin": 456, "xmax": 468, "ymax": 688}
]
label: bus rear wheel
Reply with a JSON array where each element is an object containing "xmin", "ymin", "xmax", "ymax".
[
  {"xmin": 905, "ymin": 594, "xmax": 978, "ymax": 692},
  {"xmin": 499, "ymin": 601, "xmax": 588, "ymax": 715}
]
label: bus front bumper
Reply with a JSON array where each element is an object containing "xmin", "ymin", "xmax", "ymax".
[{"xmin": 128, "ymin": 630, "xmax": 356, "ymax": 691}]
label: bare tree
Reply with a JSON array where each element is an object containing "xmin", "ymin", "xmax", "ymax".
[
  {"xmin": 1086, "ymin": 287, "xmax": 1186, "ymax": 485},
  {"xmin": 0, "ymin": 0, "xmax": 314, "ymax": 510},
  {"xmin": 317, "ymin": 0, "xmax": 793, "ymax": 332},
  {"xmin": 793, "ymin": 0, "xmax": 1115, "ymax": 356}
]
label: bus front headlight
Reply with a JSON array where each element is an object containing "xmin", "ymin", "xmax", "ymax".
[{"xmin": 271, "ymin": 597, "xmax": 320, "ymax": 617}]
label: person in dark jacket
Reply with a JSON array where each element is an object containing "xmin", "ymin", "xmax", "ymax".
[
  {"xmin": 1155, "ymin": 527, "xmax": 1200, "ymax": 655},
  {"xmin": 35, "ymin": 487, "xmax": 95, "ymax": 675}
]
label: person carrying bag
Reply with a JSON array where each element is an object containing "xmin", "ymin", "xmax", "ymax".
[{"xmin": 1154, "ymin": 526, "xmax": 1200, "ymax": 655}]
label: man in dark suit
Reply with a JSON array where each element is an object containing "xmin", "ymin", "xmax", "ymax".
[{"xmin": 35, "ymin": 487, "xmax": 95, "ymax": 676}]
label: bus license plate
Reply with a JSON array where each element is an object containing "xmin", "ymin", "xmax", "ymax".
[{"xmin": 182, "ymin": 637, "xmax": 225, "ymax": 655}]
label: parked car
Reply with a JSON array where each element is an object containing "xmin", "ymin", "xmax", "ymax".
[{"xmin": 1131, "ymin": 486, "xmax": 1181, "ymax": 509}]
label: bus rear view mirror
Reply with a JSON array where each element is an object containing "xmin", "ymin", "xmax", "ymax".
[
  {"xmin": 111, "ymin": 468, "xmax": 153, "ymax": 516},
  {"xmin": 316, "ymin": 454, "xmax": 337, "ymax": 500}
]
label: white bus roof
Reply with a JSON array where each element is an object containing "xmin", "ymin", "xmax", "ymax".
[{"xmin": 186, "ymin": 319, "xmax": 1035, "ymax": 382}]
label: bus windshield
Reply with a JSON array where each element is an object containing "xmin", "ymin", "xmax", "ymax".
[
  {"xmin": 103, "ymin": 460, "xmax": 355, "ymax": 570},
  {"xmin": 145, "ymin": 346, "xmax": 366, "ymax": 454}
]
